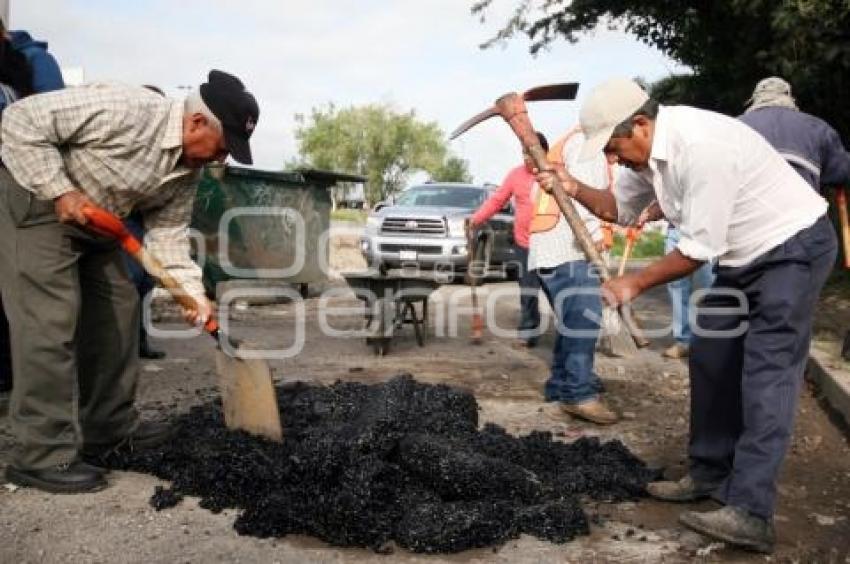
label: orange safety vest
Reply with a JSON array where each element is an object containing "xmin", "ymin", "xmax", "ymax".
[{"xmin": 530, "ymin": 126, "xmax": 615, "ymax": 236}]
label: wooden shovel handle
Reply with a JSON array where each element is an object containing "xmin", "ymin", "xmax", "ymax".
[
  {"xmin": 837, "ymin": 187, "xmax": 850, "ymax": 269},
  {"xmin": 81, "ymin": 205, "xmax": 219, "ymax": 336}
]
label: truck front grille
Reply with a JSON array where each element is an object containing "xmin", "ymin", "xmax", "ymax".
[
  {"xmin": 380, "ymin": 217, "xmax": 446, "ymax": 237},
  {"xmin": 379, "ymin": 244, "xmax": 443, "ymax": 255}
]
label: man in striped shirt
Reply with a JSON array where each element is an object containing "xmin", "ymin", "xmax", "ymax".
[{"xmin": 0, "ymin": 69, "xmax": 258, "ymax": 493}]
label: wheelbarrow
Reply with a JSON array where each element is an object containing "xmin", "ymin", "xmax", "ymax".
[{"xmin": 342, "ymin": 271, "xmax": 442, "ymax": 356}]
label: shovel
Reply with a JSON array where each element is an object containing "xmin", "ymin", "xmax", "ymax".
[
  {"xmin": 81, "ymin": 205, "xmax": 283, "ymax": 442},
  {"xmin": 618, "ymin": 227, "xmax": 641, "ymax": 277}
]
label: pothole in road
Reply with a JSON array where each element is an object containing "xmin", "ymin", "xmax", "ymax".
[{"xmin": 108, "ymin": 374, "xmax": 656, "ymax": 554}]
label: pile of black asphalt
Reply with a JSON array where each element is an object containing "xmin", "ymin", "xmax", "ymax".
[{"xmin": 109, "ymin": 374, "xmax": 656, "ymax": 554}]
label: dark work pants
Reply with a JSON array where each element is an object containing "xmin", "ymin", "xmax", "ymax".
[
  {"xmin": 0, "ymin": 295, "xmax": 11, "ymax": 391},
  {"xmin": 0, "ymin": 170, "xmax": 140, "ymax": 469},
  {"xmin": 688, "ymin": 216, "xmax": 836, "ymax": 519},
  {"xmin": 512, "ymin": 244, "xmax": 541, "ymax": 343}
]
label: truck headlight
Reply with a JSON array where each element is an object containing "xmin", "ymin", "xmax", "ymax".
[{"xmin": 446, "ymin": 217, "xmax": 466, "ymax": 237}]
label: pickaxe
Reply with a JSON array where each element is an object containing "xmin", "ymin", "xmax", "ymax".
[{"xmin": 451, "ymin": 85, "xmax": 649, "ymax": 349}]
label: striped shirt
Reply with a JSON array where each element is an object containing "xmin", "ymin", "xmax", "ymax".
[
  {"xmin": 528, "ymin": 130, "xmax": 606, "ymax": 271},
  {"xmin": 1, "ymin": 83, "xmax": 205, "ymax": 299}
]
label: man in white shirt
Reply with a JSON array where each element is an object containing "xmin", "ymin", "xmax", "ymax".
[{"xmin": 538, "ymin": 78, "xmax": 835, "ymax": 554}]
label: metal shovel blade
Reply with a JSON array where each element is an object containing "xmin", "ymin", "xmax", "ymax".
[{"xmin": 215, "ymin": 350, "xmax": 283, "ymax": 442}]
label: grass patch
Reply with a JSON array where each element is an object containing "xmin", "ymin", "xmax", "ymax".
[
  {"xmin": 610, "ymin": 230, "xmax": 665, "ymax": 258},
  {"xmin": 331, "ymin": 209, "xmax": 367, "ymax": 224}
]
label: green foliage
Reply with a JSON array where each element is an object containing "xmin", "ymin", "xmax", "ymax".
[
  {"xmin": 473, "ymin": 0, "xmax": 850, "ymax": 138},
  {"xmin": 330, "ymin": 209, "xmax": 367, "ymax": 224},
  {"xmin": 610, "ymin": 230, "xmax": 665, "ymax": 258},
  {"xmin": 293, "ymin": 103, "xmax": 470, "ymax": 205},
  {"xmin": 430, "ymin": 155, "xmax": 473, "ymax": 183}
]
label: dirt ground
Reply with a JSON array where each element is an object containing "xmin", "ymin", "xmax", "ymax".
[{"xmin": 1, "ymin": 225, "xmax": 849, "ymax": 563}]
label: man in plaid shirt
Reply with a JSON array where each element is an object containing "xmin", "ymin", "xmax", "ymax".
[{"xmin": 0, "ymin": 69, "xmax": 259, "ymax": 493}]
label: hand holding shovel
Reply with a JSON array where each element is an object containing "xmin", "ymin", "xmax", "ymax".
[{"xmin": 81, "ymin": 204, "xmax": 283, "ymax": 442}]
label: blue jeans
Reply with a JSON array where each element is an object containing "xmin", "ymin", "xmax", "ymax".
[
  {"xmin": 665, "ymin": 227, "xmax": 716, "ymax": 344},
  {"xmin": 537, "ymin": 260, "xmax": 602, "ymax": 403}
]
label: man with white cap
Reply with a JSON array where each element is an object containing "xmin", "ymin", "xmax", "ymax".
[{"xmin": 537, "ymin": 77, "xmax": 835, "ymax": 553}]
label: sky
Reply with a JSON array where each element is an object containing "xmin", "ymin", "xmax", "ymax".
[{"xmin": 11, "ymin": 0, "xmax": 686, "ymax": 186}]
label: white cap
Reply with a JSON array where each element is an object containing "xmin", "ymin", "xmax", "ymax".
[{"xmin": 578, "ymin": 77, "xmax": 649, "ymax": 161}]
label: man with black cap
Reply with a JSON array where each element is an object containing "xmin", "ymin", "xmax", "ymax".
[{"xmin": 0, "ymin": 69, "xmax": 259, "ymax": 493}]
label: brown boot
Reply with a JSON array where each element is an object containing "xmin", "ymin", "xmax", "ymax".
[
  {"xmin": 662, "ymin": 343, "xmax": 689, "ymax": 359},
  {"xmin": 646, "ymin": 474, "xmax": 718, "ymax": 502},
  {"xmin": 561, "ymin": 399, "xmax": 619, "ymax": 425}
]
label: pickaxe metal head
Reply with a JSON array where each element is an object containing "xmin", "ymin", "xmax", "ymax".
[{"xmin": 449, "ymin": 82, "xmax": 579, "ymax": 140}]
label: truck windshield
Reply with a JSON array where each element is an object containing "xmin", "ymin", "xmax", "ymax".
[{"xmin": 395, "ymin": 187, "xmax": 485, "ymax": 209}]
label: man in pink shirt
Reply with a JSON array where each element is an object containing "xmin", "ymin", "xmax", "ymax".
[{"xmin": 470, "ymin": 132, "xmax": 548, "ymax": 347}]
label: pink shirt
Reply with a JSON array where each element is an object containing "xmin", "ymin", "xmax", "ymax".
[{"xmin": 470, "ymin": 165, "xmax": 535, "ymax": 248}]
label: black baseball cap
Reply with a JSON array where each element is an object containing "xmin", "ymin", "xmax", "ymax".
[{"xmin": 199, "ymin": 70, "xmax": 259, "ymax": 164}]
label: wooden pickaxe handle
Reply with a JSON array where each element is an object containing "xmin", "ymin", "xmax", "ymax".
[
  {"xmin": 836, "ymin": 187, "xmax": 850, "ymax": 269},
  {"xmin": 81, "ymin": 205, "xmax": 220, "ymax": 338},
  {"xmin": 493, "ymin": 93, "xmax": 649, "ymax": 347},
  {"xmin": 466, "ymin": 222, "xmax": 484, "ymax": 343},
  {"xmin": 618, "ymin": 227, "xmax": 641, "ymax": 277}
]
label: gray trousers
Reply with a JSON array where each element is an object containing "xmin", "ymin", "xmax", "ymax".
[
  {"xmin": 0, "ymin": 169, "xmax": 139, "ymax": 469},
  {"xmin": 689, "ymin": 216, "xmax": 836, "ymax": 519}
]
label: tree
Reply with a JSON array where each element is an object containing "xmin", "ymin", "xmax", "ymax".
[
  {"xmin": 429, "ymin": 155, "xmax": 473, "ymax": 183},
  {"xmin": 472, "ymin": 1, "xmax": 850, "ymax": 138},
  {"xmin": 293, "ymin": 103, "xmax": 471, "ymax": 205}
]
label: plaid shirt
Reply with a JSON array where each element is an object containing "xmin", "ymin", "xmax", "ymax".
[{"xmin": 1, "ymin": 82, "xmax": 205, "ymax": 299}]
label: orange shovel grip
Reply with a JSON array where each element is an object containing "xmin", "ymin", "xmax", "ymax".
[
  {"xmin": 81, "ymin": 204, "xmax": 219, "ymax": 339},
  {"xmin": 81, "ymin": 205, "xmax": 142, "ymax": 254}
]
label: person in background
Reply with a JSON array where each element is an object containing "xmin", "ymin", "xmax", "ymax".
[
  {"xmin": 128, "ymin": 84, "xmax": 169, "ymax": 360},
  {"xmin": 636, "ymin": 200, "xmax": 716, "ymax": 360},
  {"xmin": 738, "ymin": 77, "xmax": 850, "ymax": 194},
  {"xmin": 8, "ymin": 28, "xmax": 64, "ymax": 93},
  {"xmin": 661, "ymin": 224, "xmax": 715, "ymax": 359},
  {"xmin": 469, "ymin": 132, "xmax": 547, "ymax": 348},
  {"xmin": 0, "ymin": 22, "xmax": 64, "ymax": 395},
  {"xmin": 739, "ymin": 77, "xmax": 850, "ymax": 367},
  {"xmin": 529, "ymin": 126, "xmax": 615, "ymax": 424}
]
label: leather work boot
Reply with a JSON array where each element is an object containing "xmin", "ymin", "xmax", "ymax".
[
  {"xmin": 679, "ymin": 506, "xmax": 775, "ymax": 554},
  {"xmin": 561, "ymin": 399, "xmax": 619, "ymax": 425},
  {"xmin": 646, "ymin": 474, "xmax": 719, "ymax": 502},
  {"xmin": 5, "ymin": 461, "xmax": 108, "ymax": 494},
  {"xmin": 662, "ymin": 343, "xmax": 690, "ymax": 359}
]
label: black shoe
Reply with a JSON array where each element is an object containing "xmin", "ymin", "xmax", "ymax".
[
  {"xmin": 83, "ymin": 420, "xmax": 174, "ymax": 460},
  {"xmin": 5, "ymin": 461, "xmax": 108, "ymax": 494},
  {"xmin": 140, "ymin": 343, "xmax": 166, "ymax": 360}
]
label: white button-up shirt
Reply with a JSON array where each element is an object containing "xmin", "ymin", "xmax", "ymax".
[{"xmin": 616, "ymin": 105, "xmax": 827, "ymax": 267}]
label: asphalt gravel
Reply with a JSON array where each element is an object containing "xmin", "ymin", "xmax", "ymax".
[{"xmin": 107, "ymin": 374, "xmax": 656, "ymax": 554}]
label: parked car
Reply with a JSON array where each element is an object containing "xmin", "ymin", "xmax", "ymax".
[{"xmin": 359, "ymin": 183, "xmax": 518, "ymax": 280}]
